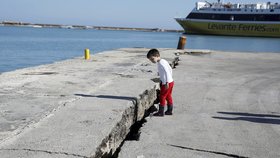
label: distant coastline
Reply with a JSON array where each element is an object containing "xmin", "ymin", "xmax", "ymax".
[{"xmin": 0, "ymin": 21, "xmax": 183, "ymax": 33}]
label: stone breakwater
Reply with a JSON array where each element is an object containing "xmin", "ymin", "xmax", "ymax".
[
  {"xmin": 0, "ymin": 48, "xmax": 179, "ymax": 157},
  {"xmin": 0, "ymin": 21, "xmax": 183, "ymax": 32}
]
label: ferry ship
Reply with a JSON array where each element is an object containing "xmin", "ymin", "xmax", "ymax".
[{"xmin": 175, "ymin": 1, "xmax": 280, "ymax": 37}]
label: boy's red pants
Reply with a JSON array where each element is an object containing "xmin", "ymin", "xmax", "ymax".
[{"xmin": 160, "ymin": 81, "xmax": 174, "ymax": 106}]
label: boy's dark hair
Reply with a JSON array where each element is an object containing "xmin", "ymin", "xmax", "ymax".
[{"xmin": 147, "ymin": 49, "xmax": 160, "ymax": 58}]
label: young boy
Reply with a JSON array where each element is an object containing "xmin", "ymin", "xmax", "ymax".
[{"xmin": 147, "ymin": 49, "xmax": 174, "ymax": 116}]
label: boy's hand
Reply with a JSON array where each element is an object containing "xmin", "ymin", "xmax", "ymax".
[{"xmin": 165, "ymin": 83, "xmax": 169, "ymax": 89}]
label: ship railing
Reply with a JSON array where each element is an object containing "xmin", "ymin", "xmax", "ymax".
[{"xmin": 196, "ymin": 1, "xmax": 280, "ymax": 11}]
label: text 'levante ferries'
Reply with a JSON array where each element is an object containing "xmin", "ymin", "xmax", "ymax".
[
  {"xmin": 175, "ymin": 0, "xmax": 280, "ymax": 37},
  {"xmin": 208, "ymin": 23, "xmax": 279, "ymax": 32}
]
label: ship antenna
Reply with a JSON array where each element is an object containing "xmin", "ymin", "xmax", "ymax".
[{"xmin": 205, "ymin": 1, "xmax": 213, "ymax": 6}]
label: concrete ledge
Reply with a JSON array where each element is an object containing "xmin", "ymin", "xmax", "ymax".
[{"xmin": 0, "ymin": 48, "xmax": 178, "ymax": 157}]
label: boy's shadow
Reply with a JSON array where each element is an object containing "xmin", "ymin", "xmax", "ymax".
[
  {"xmin": 75, "ymin": 93, "xmax": 158, "ymax": 117},
  {"xmin": 75, "ymin": 94, "xmax": 138, "ymax": 104}
]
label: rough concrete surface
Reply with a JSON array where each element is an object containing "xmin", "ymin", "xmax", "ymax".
[
  {"xmin": 119, "ymin": 51, "xmax": 280, "ymax": 158},
  {"xmin": 1, "ymin": 48, "xmax": 280, "ymax": 158},
  {"xmin": 0, "ymin": 48, "xmax": 178, "ymax": 158}
]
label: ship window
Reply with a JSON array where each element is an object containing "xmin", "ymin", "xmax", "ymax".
[
  {"xmin": 270, "ymin": 9, "xmax": 274, "ymax": 12},
  {"xmin": 185, "ymin": 13, "xmax": 280, "ymax": 22}
]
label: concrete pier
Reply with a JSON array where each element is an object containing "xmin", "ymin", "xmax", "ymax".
[
  {"xmin": 119, "ymin": 50, "xmax": 280, "ymax": 158},
  {"xmin": 0, "ymin": 48, "xmax": 280, "ymax": 158},
  {"xmin": 0, "ymin": 48, "xmax": 177, "ymax": 157}
]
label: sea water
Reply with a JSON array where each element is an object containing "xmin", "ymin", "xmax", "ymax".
[{"xmin": 0, "ymin": 26, "xmax": 279, "ymax": 73}]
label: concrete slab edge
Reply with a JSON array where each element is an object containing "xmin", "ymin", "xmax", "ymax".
[
  {"xmin": 93, "ymin": 48, "xmax": 180, "ymax": 157},
  {"xmin": 93, "ymin": 84, "xmax": 158, "ymax": 157}
]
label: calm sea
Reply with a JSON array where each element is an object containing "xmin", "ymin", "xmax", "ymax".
[{"xmin": 0, "ymin": 26, "xmax": 280, "ymax": 73}]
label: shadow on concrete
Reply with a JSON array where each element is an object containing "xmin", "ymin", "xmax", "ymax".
[
  {"xmin": 213, "ymin": 111, "xmax": 280, "ymax": 125},
  {"xmin": 75, "ymin": 94, "xmax": 138, "ymax": 105},
  {"xmin": 217, "ymin": 112, "xmax": 280, "ymax": 118}
]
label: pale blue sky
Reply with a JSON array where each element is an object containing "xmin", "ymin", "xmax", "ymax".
[{"xmin": 0, "ymin": 0, "xmax": 279, "ymax": 29}]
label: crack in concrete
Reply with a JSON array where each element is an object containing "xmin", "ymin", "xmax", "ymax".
[
  {"xmin": 93, "ymin": 86, "xmax": 158, "ymax": 158},
  {"xmin": 167, "ymin": 144, "xmax": 249, "ymax": 158},
  {"xmin": 0, "ymin": 97, "xmax": 79, "ymax": 147},
  {"xmin": 0, "ymin": 148, "xmax": 89, "ymax": 158}
]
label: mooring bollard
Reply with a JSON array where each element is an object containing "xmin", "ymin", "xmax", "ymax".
[
  {"xmin": 177, "ymin": 36, "xmax": 186, "ymax": 50},
  {"xmin": 85, "ymin": 48, "xmax": 90, "ymax": 60}
]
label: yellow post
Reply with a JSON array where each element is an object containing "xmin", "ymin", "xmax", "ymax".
[{"xmin": 85, "ymin": 48, "xmax": 90, "ymax": 60}]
